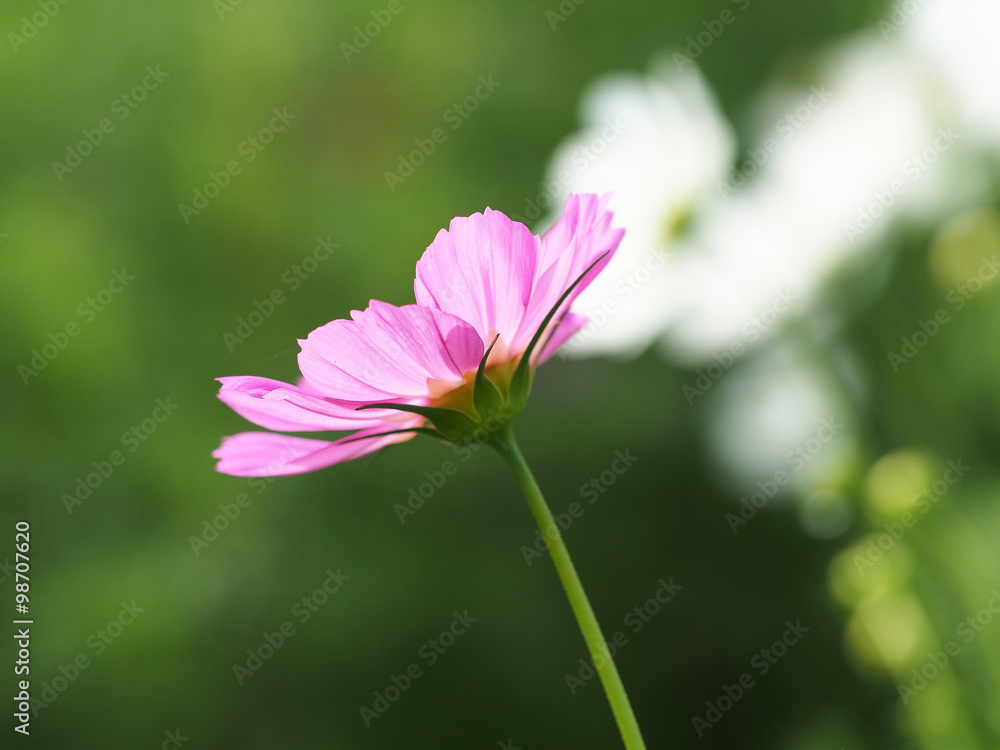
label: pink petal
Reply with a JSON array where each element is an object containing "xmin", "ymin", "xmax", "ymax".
[
  {"xmin": 295, "ymin": 376, "xmax": 328, "ymax": 396},
  {"xmin": 298, "ymin": 301, "xmax": 484, "ymax": 401},
  {"xmin": 537, "ymin": 311, "xmax": 589, "ymax": 363},
  {"xmin": 212, "ymin": 426, "xmax": 417, "ymax": 477},
  {"xmin": 217, "ymin": 376, "xmax": 396, "ymax": 432},
  {"xmin": 414, "ymin": 208, "xmax": 538, "ymax": 349},
  {"xmin": 516, "ymin": 194, "xmax": 624, "ymax": 352}
]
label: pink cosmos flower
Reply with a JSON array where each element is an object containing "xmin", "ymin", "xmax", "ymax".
[{"xmin": 213, "ymin": 193, "xmax": 624, "ymax": 476}]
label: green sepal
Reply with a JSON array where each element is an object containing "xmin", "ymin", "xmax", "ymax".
[
  {"xmin": 356, "ymin": 402, "xmax": 478, "ymax": 442},
  {"xmin": 338, "ymin": 426, "xmax": 444, "ymax": 445},
  {"xmin": 473, "ymin": 334, "xmax": 506, "ymax": 420},
  {"xmin": 508, "ymin": 251, "xmax": 610, "ymax": 411}
]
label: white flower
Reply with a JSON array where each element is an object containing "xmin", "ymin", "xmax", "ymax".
[
  {"xmin": 540, "ymin": 59, "xmax": 735, "ymax": 357},
  {"xmin": 665, "ymin": 34, "xmax": 949, "ymax": 360},
  {"xmin": 905, "ymin": 0, "xmax": 1000, "ymax": 147},
  {"xmin": 537, "ymin": 2, "xmax": 1000, "ymax": 515},
  {"xmin": 544, "ymin": 4, "xmax": 996, "ymax": 362}
]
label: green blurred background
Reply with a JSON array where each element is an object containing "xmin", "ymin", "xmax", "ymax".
[{"xmin": 2, "ymin": 0, "xmax": 998, "ymax": 747}]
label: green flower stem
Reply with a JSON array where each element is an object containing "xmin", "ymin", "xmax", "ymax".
[{"xmin": 491, "ymin": 424, "xmax": 648, "ymax": 750}]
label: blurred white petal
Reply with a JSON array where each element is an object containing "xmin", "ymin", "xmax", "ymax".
[
  {"xmin": 545, "ymin": 6, "xmax": 998, "ymax": 362},
  {"xmin": 907, "ymin": 0, "xmax": 1000, "ymax": 146},
  {"xmin": 707, "ymin": 343, "xmax": 856, "ymax": 496},
  {"xmin": 540, "ymin": 59, "xmax": 735, "ymax": 356}
]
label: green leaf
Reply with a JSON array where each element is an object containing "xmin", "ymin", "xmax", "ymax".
[
  {"xmin": 473, "ymin": 334, "xmax": 505, "ymax": 419},
  {"xmin": 356, "ymin": 402, "xmax": 478, "ymax": 441},
  {"xmin": 508, "ymin": 251, "xmax": 610, "ymax": 410}
]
